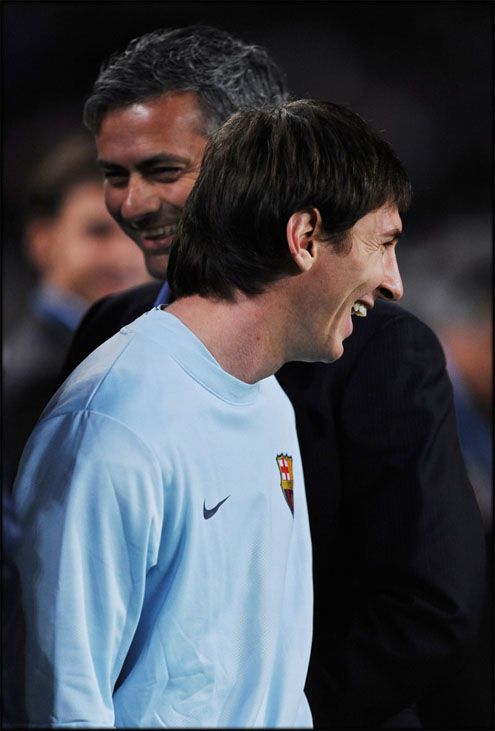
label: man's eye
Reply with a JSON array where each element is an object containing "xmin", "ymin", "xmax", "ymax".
[
  {"xmin": 152, "ymin": 167, "xmax": 182, "ymax": 179},
  {"xmin": 103, "ymin": 170, "xmax": 128, "ymax": 186}
]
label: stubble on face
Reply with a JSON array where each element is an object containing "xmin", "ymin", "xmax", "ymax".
[
  {"xmin": 96, "ymin": 92, "xmax": 208, "ymax": 280},
  {"xmin": 293, "ymin": 204, "xmax": 403, "ymax": 364}
]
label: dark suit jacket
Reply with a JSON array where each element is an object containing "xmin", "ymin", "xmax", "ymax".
[{"xmin": 60, "ymin": 282, "xmax": 486, "ymax": 729}]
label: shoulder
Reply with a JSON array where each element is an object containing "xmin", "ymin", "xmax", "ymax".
[
  {"xmin": 328, "ymin": 301, "xmax": 447, "ymax": 395},
  {"xmin": 61, "ymin": 281, "xmax": 162, "ymax": 379},
  {"xmin": 343, "ymin": 300, "xmax": 444, "ymax": 365},
  {"xmin": 277, "ymin": 302, "xmax": 445, "ymax": 400},
  {"xmin": 57, "ymin": 315, "xmax": 194, "ymax": 449},
  {"xmin": 336, "ymin": 301, "xmax": 451, "ymax": 420},
  {"xmin": 21, "ymin": 339, "xmax": 167, "ymax": 491},
  {"xmin": 84, "ymin": 280, "xmax": 162, "ymax": 326}
]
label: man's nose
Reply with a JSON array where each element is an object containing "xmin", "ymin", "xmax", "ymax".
[
  {"xmin": 377, "ymin": 249, "xmax": 403, "ymax": 301},
  {"xmin": 120, "ymin": 175, "xmax": 161, "ymax": 221}
]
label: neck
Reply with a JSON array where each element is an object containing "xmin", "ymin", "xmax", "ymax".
[{"xmin": 166, "ymin": 290, "xmax": 290, "ymax": 384}]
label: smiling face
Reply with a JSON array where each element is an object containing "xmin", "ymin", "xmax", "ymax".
[
  {"xmin": 293, "ymin": 203, "xmax": 403, "ymax": 363},
  {"xmin": 96, "ymin": 92, "xmax": 208, "ymax": 278}
]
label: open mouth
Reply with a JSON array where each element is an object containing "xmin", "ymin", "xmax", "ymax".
[
  {"xmin": 351, "ymin": 300, "xmax": 368, "ymax": 317},
  {"xmin": 140, "ymin": 223, "xmax": 178, "ymax": 239}
]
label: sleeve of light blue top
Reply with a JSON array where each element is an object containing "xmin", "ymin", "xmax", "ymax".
[{"xmin": 14, "ymin": 410, "xmax": 164, "ymax": 728}]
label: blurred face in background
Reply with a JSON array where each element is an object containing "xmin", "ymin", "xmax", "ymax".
[{"xmin": 26, "ymin": 180, "xmax": 151, "ymax": 304}]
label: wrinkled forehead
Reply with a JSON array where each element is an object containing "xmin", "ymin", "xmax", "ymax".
[
  {"xmin": 96, "ymin": 92, "xmax": 208, "ymax": 165},
  {"xmin": 350, "ymin": 203, "xmax": 403, "ymax": 242}
]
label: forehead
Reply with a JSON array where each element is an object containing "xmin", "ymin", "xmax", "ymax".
[
  {"xmin": 352, "ymin": 203, "xmax": 402, "ymax": 240},
  {"xmin": 96, "ymin": 91, "xmax": 207, "ymax": 163}
]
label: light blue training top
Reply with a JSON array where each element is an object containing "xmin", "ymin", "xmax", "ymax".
[{"xmin": 14, "ymin": 308, "xmax": 314, "ymax": 728}]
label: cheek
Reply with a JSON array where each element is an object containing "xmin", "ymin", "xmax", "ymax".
[
  {"xmin": 354, "ymin": 256, "xmax": 383, "ymax": 291},
  {"xmin": 169, "ymin": 176, "xmax": 198, "ymax": 208},
  {"xmin": 371, "ymin": 252, "xmax": 386, "ymax": 279},
  {"xmin": 104, "ymin": 189, "xmax": 123, "ymax": 219}
]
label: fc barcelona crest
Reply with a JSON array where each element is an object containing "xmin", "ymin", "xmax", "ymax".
[{"xmin": 276, "ymin": 454, "xmax": 294, "ymax": 515}]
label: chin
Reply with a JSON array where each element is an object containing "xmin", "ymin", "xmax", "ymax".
[
  {"xmin": 145, "ymin": 254, "xmax": 169, "ymax": 280},
  {"xmin": 326, "ymin": 349, "xmax": 344, "ymax": 364},
  {"xmin": 300, "ymin": 341, "xmax": 344, "ymax": 364},
  {"xmin": 325, "ymin": 339, "xmax": 345, "ymax": 363}
]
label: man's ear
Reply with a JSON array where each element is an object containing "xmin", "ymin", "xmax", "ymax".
[{"xmin": 286, "ymin": 208, "xmax": 322, "ymax": 272}]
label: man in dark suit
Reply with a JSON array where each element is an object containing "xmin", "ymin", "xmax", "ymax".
[{"xmin": 60, "ymin": 26, "xmax": 486, "ymax": 728}]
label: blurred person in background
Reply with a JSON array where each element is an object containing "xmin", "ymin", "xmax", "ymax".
[
  {"xmin": 2, "ymin": 133, "xmax": 151, "ymax": 488},
  {"xmin": 437, "ymin": 259, "xmax": 492, "ymax": 529},
  {"xmin": 425, "ymin": 258, "xmax": 492, "ymax": 730}
]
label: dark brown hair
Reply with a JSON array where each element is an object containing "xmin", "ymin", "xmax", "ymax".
[{"xmin": 168, "ymin": 99, "xmax": 412, "ymax": 299}]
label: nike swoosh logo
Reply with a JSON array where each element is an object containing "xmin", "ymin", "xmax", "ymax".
[{"xmin": 203, "ymin": 495, "xmax": 230, "ymax": 519}]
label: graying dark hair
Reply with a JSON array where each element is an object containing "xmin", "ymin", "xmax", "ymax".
[{"xmin": 84, "ymin": 25, "xmax": 289, "ymax": 135}]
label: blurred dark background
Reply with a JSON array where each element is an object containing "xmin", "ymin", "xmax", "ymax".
[{"xmin": 2, "ymin": 0, "xmax": 492, "ymax": 334}]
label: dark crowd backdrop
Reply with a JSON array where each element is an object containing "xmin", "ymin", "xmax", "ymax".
[{"xmin": 2, "ymin": 0, "xmax": 493, "ymax": 333}]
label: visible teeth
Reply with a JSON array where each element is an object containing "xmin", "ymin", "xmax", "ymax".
[
  {"xmin": 141, "ymin": 223, "xmax": 178, "ymax": 238},
  {"xmin": 352, "ymin": 301, "xmax": 367, "ymax": 317}
]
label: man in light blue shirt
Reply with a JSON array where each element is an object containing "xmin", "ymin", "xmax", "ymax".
[{"xmin": 14, "ymin": 99, "xmax": 411, "ymax": 726}]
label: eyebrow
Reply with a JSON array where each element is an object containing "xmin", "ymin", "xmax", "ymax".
[
  {"xmin": 383, "ymin": 228, "xmax": 403, "ymax": 242},
  {"xmin": 98, "ymin": 153, "xmax": 191, "ymax": 170}
]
